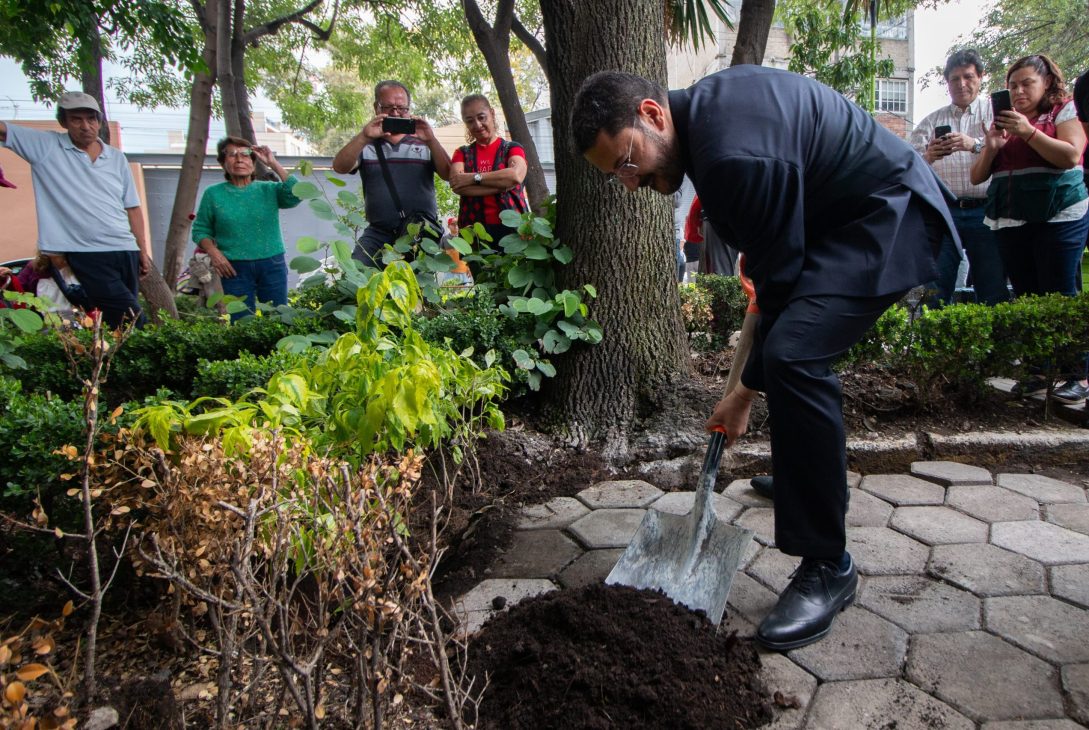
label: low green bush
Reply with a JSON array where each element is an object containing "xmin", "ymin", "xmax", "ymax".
[
  {"xmin": 678, "ymin": 282, "xmax": 715, "ymax": 351},
  {"xmin": 692, "ymin": 274, "xmax": 747, "ymax": 345},
  {"xmin": 192, "ymin": 349, "xmax": 309, "ymax": 400}
]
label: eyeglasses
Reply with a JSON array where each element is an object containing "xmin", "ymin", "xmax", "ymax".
[
  {"xmin": 378, "ymin": 104, "xmax": 411, "ymax": 114},
  {"xmin": 225, "ymin": 149, "xmax": 253, "ymax": 159},
  {"xmin": 606, "ymin": 119, "xmax": 639, "ymax": 186}
]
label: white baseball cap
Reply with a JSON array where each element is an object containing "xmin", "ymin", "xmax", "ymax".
[{"xmin": 57, "ymin": 91, "xmax": 102, "ymax": 114}]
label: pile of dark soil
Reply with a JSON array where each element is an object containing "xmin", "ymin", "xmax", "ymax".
[{"xmin": 466, "ymin": 583, "xmax": 774, "ymax": 730}]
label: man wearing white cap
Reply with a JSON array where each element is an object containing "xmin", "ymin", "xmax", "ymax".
[{"xmin": 0, "ymin": 91, "xmax": 151, "ymax": 327}]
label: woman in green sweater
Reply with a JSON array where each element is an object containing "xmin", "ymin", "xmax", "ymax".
[{"xmin": 192, "ymin": 136, "xmax": 301, "ymax": 319}]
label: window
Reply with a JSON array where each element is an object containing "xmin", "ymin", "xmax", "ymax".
[
  {"xmin": 874, "ymin": 15, "xmax": 908, "ymax": 40},
  {"xmin": 876, "ymin": 79, "xmax": 908, "ymax": 114}
]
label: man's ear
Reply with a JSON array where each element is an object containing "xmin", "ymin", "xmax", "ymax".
[{"xmin": 638, "ymin": 99, "xmax": 668, "ymax": 132}]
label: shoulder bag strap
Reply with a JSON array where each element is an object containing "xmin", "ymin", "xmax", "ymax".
[{"xmin": 373, "ymin": 142, "xmax": 406, "ymax": 225}]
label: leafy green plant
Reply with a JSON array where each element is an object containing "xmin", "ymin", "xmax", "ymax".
[
  {"xmin": 678, "ymin": 282, "xmax": 714, "ymax": 350},
  {"xmin": 0, "ymin": 290, "xmax": 58, "ymax": 370},
  {"xmin": 692, "ymin": 273, "xmax": 747, "ymax": 346},
  {"xmin": 192, "ymin": 349, "xmax": 309, "ymax": 400}
]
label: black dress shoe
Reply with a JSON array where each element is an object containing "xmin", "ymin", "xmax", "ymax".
[
  {"xmin": 750, "ymin": 475, "xmax": 774, "ymax": 500},
  {"xmin": 756, "ymin": 554, "xmax": 857, "ymax": 651}
]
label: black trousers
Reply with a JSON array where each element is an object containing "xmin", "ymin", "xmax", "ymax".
[
  {"xmin": 747, "ymin": 291, "xmax": 905, "ymax": 558},
  {"xmin": 65, "ymin": 250, "xmax": 144, "ymax": 329}
]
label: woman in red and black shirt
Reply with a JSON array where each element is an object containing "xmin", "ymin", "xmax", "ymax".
[{"xmin": 449, "ymin": 94, "xmax": 529, "ymax": 251}]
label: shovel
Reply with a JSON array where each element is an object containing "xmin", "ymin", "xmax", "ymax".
[{"xmin": 606, "ymin": 300, "xmax": 759, "ymax": 625}]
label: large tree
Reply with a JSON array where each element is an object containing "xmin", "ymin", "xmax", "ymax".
[{"xmin": 539, "ymin": 0, "xmax": 690, "ymax": 454}]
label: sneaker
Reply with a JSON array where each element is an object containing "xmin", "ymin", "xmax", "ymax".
[
  {"xmin": 1051, "ymin": 380, "xmax": 1089, "ymax": 405},
  {"xmin": 1012, "ymin": 376, "xmax": 1049, "ymax": 397}
]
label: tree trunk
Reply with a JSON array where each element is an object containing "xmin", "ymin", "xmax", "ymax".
[
  {"xmin": 539, "ymin": 0, "xmax": 690, "ymax": 455},
  {"xmin": 79, "ymin": 21, "xmax": 110, "ymax": 146},
  {"xmin": 729, "ymin": 0, "xmax": 777, "ymax": 66},
  {"xmin": 462, "ymin": 0, "xmax": 550, "ymax": 211},
  {"xmin": 217, "ymin": 0, "xmax": 243, "ymax": 137},
  {"xmin": 162, "ymin": 0, "xmax": 219, "ymax": 288}
]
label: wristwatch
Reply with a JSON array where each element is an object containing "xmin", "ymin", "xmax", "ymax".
[
  {"xmin": 473, "ymin": 172, "xmax": 483, "ymax": 183},
  {"xmin": 971, "ymin": 138, "xmax": 984, "ymax": 154}
]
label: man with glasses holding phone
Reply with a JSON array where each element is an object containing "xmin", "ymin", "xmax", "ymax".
[
  {"xmin": 332, "ymin": 80, "xmax": 451, "ymax": 266},
  {"xmin": 911, "ymin": 49, "xmax": 1007, "ymax": 307},
  {"xmin": 572, "ymin": 67, "xmax": 955, "ymax": 652}
]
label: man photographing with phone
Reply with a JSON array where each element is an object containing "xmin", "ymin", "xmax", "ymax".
[
  {"xmin": 332, "ymin": 80, "xmax": 451, "ymax": 266},
  {"xmin": 910, "ymin": 49, "xmax": 1006, "ymax": 307}
]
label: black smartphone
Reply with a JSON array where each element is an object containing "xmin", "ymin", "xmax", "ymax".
[
  {"xmin": 991, "ymin": 89, "xmax": 1013, "ymax": 116},
  {"xmin": 933, "ymin": 125, "xmax": 952, "ymax": 139},
  {"xmin": 382, "ymin": 117, "xmax": 416, "ymax": 135}
]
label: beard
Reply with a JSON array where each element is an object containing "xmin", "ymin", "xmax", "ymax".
[{"xmin": 641, "ymin": 127, "xmax": 686, "ymax": 195}]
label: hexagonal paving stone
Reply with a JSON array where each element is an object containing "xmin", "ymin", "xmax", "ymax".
[
  {"xmin": 736, "ymin": 507, "xmax": 776, "ymax": 546},
  {"xmin": 946, "ymin": 485, "xmax": 1040, "ymax": 523},
  {"xmin": 1063, "ymin": 663, "xmax": 1089, "ymax": 726},
  {"xmin": 1050, "ymin": 564, "xmax": 1089, "ymax": 608},
  {"xmin": 981, "ymin": 721, "xmax": 1087, "ymax": 729},
  {"xmin": 516, "ymin": 496, "xmax": 590, "ymax": 530},
  {"xmin": 724, "ymin": 571, "xmax": 779, "ymax": 627},
  {"xmin": 452, "ymin": 578, "xmax": 557, "ymax": 636},
  {"xmin": 846, "ymin": 526, "xmax": 929, "ymax": 576},
  {"xmin": 845, "ymin": 489, "xmax": 894, "ymax": 527},
  {"xmin": 746, "ymin": 548, "xmax": 799, "ymax": 594},
  {"xmin": 649, "ymin": 490, "xmax": 743, "ymax": 523},
  {"xmin": 556, "ymin": 548, "xmax": 623, "ymax": 589},
  {"xmin": 758, "ymin": 652, "xmax": 817, "ymax": 730},
  {"xmin": 911, "ymin": 460, "xmax": 994, "ymax": 486},
  {"xmin": 996, "ymin": 473, "xmax": 1088, "ymax": 504},
  {"xmin": 566, "ymin": 508, "xmax": 646, "ymax": 549},
  {"xmin": 806, "ymin": 678, "xmax": 974, "ymax": 730},
  {"xmin": 787, "ymin": 606, "xmax": 907, "ymax": 681},
  {"xmin": 858, "ymin": 575, "xmax": 981, "ymax": 633},
  {"xmin": 722, "ymin": 477, "xmax": 774, "ymax": 507},
  {"xmin": 575, "ymin": 479, "xmax": 663, "ymax": 509},
  {"xmin": 860, "ymin": 474, "xmax": 946, "ymax": 506},
  {"xmin": 985, "ymin": 595, "xmax": 1089, "ymax": 664},
  {"xmin": 991, "ymin": 521, "xmax": 1089, "ymax": 564},
  {"xmin": 890, "ymin": 505, "xmax": 989, "ymax": 545},
  {"xmin": 906, "ymin": 631, "xmax": 1063, "ymax": 721},
  {"xmin": 489, "ymin": 530, "xmax": 583, "ymax": 579},
  {"xmin": 1044, "ymin": 503, "xmax": 1089, "ymax": 536},
  {"xmin": 928, "ymin": 543, "xmax": 1046, "ymax": 597}
]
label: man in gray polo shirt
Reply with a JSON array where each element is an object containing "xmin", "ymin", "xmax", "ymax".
[
  {"xmin": 0, "ymin": 91, "xmax": 151, "ymax": 327},
  {"xmin": 332, "ymin": 80, "xmax": 451, "ymax": 266}
]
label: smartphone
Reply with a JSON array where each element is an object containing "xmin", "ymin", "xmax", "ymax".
[
  {"xmin": 991, "ymin": 89, "xmax": 1013, "ymax": 116},
  {"xmin": 933, "ymin": 125, "xmax": 952, "ymax": 139},
  {"xmin": 382, "ymin": 117, "xmax": 416, "ymax": 135}
]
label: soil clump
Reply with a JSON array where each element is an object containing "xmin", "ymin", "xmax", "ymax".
[{"xmin": 466, "ymin": 583, "xmax": 774, "ymax": 730}]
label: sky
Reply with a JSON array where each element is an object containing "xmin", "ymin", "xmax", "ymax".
[{"xmin": 0, "ymin": 0, "xmax": 993, "ymax": 153}]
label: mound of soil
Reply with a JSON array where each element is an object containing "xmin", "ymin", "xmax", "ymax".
[{"xmin": 466, "ymin": 583, "xmax": 774, "ymax": 730}]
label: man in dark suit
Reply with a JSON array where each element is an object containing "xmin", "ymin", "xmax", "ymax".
[{"xmin": 572, "ymin": 67, "xmax": 956, "ymax": 651}]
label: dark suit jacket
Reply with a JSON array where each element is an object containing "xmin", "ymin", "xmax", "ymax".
[{"xmin": 669, "ymin": 66, "xmax": 957, "ymax": 314}]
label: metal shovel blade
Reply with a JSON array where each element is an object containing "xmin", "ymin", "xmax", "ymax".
[{"xmin": 606, "ymin": 431, "xmax": 754, "ymax": 625}]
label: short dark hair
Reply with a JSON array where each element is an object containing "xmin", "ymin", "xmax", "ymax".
[
  {"xmin": 1006, "ymin": 54, "xmax": 1069, "ymax": 114},
  {"xmin": 374, "ymin": 80, "xmax": 411, "ymax": 108},
  {"xmin": 216, "ymin": 135, "xmax": 255, "ymax": 180},
  {"xmin": 571, "ymin": 71, "xmax": 666, "ymax": 154},
  {"xmin": 55, "ymin": 107, "xmax": 103, "ymax": 126},
  {"xmin": 943, "ymin": 50, "xmax": 984, "ymax": 80}
]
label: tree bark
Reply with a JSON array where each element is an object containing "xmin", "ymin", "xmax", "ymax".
[
  {"xmin": 218, "ymin": 0, "xmax": 243, "ymax": 137},
  {"xmin": 79, "ymin": 18, "xmax": 110, "ymax": 146},
  {"xmin": 539, "ymin": 0, "xmax": 690, "ymax": 455},
  {"xmin": 162, "ymin": 0, "xmax": 219, "ymax": 288},
  {"xmin": 462, "ymin": 0, "xmax": 551, "ymax": 211},
  {"xmin": 729, "ymin": 0, "xmax": 777, "ymax": 66}
]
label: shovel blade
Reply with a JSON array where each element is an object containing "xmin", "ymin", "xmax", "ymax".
[{"xmin": 606, "ymin": 509, "xmax": 753, "ymax": 625}]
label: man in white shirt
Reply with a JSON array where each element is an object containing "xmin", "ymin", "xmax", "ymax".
[
  {"xmin": 911, "ymin": 50, "xmax": 1009, "ymax": 306},
  {"xmin": 0, "ymin": 91, "xmax": 152, "ymax": 327}
]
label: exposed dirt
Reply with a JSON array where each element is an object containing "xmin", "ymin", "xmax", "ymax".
[{"xmin": 466, "ymin": 583, "xmax": 774, "ymax": 730}]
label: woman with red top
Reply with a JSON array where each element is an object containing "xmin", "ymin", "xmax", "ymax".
[
  {"xmin": 971, "ymin": 54, "xmax": 1088, "ymax": 403},
  {"xmin": 449, "ymin": 94, "xmax": 529, "ymax": 252}
]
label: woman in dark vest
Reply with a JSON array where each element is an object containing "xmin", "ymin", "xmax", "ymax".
[
  {"xmin": 449, "ymin": 94, "xmax": 529, "ymax": 254},
  {"xmin": 971, "ymin": 54, "xmax": 1088, "ymax": 403}
]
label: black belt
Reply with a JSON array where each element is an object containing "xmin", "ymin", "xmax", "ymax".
[{"xmin": 954, "ymin": 198, "xmax": 987, "ymax": 209}]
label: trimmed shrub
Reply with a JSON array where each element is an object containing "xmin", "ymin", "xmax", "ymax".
[
  {"xmin": 692, "ymin": 274, "xmax": 747, "ymax": 344},
  {"xmin": 192, "ymin": 349, "xmax": 309, "ymax": 400}
]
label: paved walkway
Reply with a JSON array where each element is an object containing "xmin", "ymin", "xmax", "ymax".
[{"xmin": 454, "ymin": 460, "xmax": 1089, "ymax": 729}]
